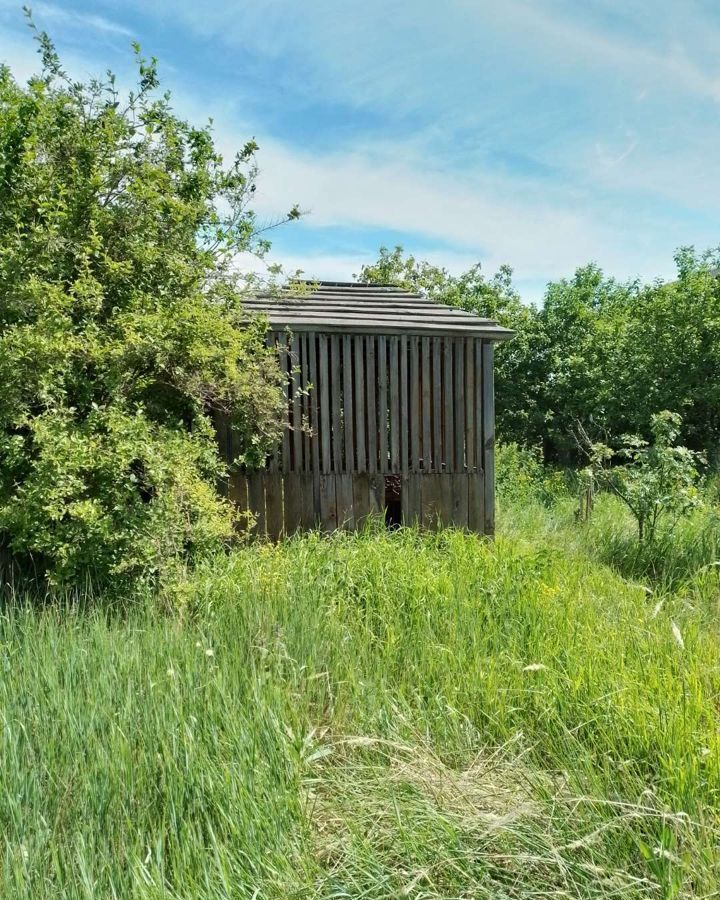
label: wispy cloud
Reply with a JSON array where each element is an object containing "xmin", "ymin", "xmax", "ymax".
[
  {"xmin": 0, "ymin": 0, "xmax": 718, "ymax": 299},
  {"xmin": 29, "ymin": 3, "xmax": 133, "ymax": 39}
]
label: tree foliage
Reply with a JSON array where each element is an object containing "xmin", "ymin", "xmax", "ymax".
[
  {"xmin": 0, "ymin": 23, "xmax": 295, "ymax": 587},
  {"xmin": 581, "ymin": 412, "xmax": 704, "ymax": 542}
]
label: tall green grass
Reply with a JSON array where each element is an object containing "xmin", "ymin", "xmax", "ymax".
[{"xmin": 1, "ymin": 515, "xmax": 719, "ymax": 897}]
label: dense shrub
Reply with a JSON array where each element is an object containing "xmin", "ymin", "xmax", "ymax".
[{"xmin": 0, "ymin": 26, "xmax": 296, "ymax": 588}]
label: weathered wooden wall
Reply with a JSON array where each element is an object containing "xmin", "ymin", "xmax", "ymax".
[{"xmin": 221, "ymin": 331, "xmax": 496, "ymax": 538}]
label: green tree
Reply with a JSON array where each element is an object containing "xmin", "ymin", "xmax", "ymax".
[
  {"xmin": 541, "ymin": 250, "xmax": 720, "ymax": 460},
  {"xmin": 599, "ymin": 412, "xmax": 704, "ymax": 543},
  {"xmin": 0, "ymin": 21, "xmax": 297, "ymax": 588}
]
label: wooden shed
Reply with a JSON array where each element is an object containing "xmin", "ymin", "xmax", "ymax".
[{"xmin": 223, "ymin": 281, "xmax": 513, "ymax": 538}]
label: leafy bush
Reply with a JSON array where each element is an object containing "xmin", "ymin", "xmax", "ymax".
[
  {"xmin": 496, "ymin": 442, "xmax": 568, "ymax": 505},
  {"xmin": 0, "ymin": 25, "xmax": 295, "ymax": 588},
  {"xmin": 596, "ymin": 412, "xmax": 705, "ymax": 543}
]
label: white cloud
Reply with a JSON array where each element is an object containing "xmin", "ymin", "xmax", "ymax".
[
  {"xmin": 241, "ymin": 134, "xmax": 679, "ymax": 285},
  {"xmin": 31, "ymin": 4, "xmax": 134, "ymax": 38}
]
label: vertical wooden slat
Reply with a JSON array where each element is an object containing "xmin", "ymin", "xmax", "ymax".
[
  {"xmin": 342, "ymin": 334, "xmax": 354, "ymax": 472},
  {"xmin": 319, "ymin": 335, "xmax": 331, "ymax": 474},
  {"xmin": 421, "ymin": 336, "xmax": 431, "ymax": 472},
  {"xmin": 438, "ymin": 474, "xmax": 453, "ymax": 527},
  {"xmin": 283, "ymin": 474, "xmax": 303, "ymax": 536},
  {"xmin": 443, "ymin": 338, "xmax": 454, "ymax": 473},
  {"xmin": 465, "ymin": 338, "xmax": 475, "ymax": 471},
  {"xmin": 366, "ymin": 337, "xmax": 377, "ymax": 473},
  {"xmin": 389, "ymin": 337, "xmax": 400, "ymax": 473},
  {"xmin": 474, "ymin": 339, "xmax": 483, "ymax": 474},
  {"xmin": 452, "ymin": 473, "xmax": 469, "ymax": 529},
  {"xmin": 290, "ymin": 334, "xmax": 302, "ymax": 472},
  {"xmin": 336, "ymin": 473, "xmax": 354, "ymax": 529},
  {"xmin": 410, "ymin": 335, "xmax": 420, "ymax": 473},
  {"xmin": 422, "ymin": 473, "xmax": 442, "ymax": 530},
  {"xmin": 331, "ymin": 334, "xmax": 343, "ymax": 472},
  {"xmin": 308, "ymin": 333, "xmax": 321, "ymax": 512},
  {"xmin": 266, "ymin": 334, "xmax": 279, "ymax": 473},
  {"xmin": 228, "ymin": 472, "xmax": 249, "ymax": 528},
  {"xmin": 468, "ymin": 471, "xmax": 485, "ymax": 533},
  {"xmin": 319, "ymin": 475, "xmax": 337, "ymax": 532},
  {"xmin": 279, "ymin": 335, "xmax": 291, "ymax": 473},
  {"xmin": 378, "ymin": 335, "xmax": 388, "ymax": 473},
  {"xmin": 403, "ymin": 473, "xmax": 422, "ymax": 526},
  {"xmin": 454, "ymin": 338, "xmax": 465, "ymax": 473},
  {"xmin": 265, "ymin": 473, "xmax": 284, "ymax": 540},
  {"xmin": 354, "ymin": 336, "xmax": 366, "ymax": 471},
  {"xmin": 399, "ymin": 334, "xmax": 409, "ymax": 474},
  {"xmin": 301, "ymin": 473, "xmax": 316, "ymax": 530},
  {"xmin": 247, "ymin": 472, "xmax": 266, "ymax": 538},
  {"xmin": 352, "ymin": 473, "xmax": 371, "ymax": 529},
  {"xmin": 482, "ymin": 341, "xmax": 495, "ymax": 536},
  {"xmin": 432, "ymin": 338, "xmax": 442, "ymax": 473},
  {"xmin": 300, "ymin": 332, "xmax": 314, "ymax": 472}
]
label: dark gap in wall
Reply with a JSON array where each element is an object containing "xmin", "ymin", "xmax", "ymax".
[{"xmin": 385, "ymin": 474, "xmax": 401, "ymax": 528}]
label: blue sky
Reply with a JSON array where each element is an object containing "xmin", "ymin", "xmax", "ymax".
[{"xmin": 2, "ymin": 0, "xmax": 720, "ymax": 301}]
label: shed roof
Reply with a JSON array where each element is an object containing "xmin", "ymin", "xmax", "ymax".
[{"xmin": 244, "ymin": 281, "xmax": 514, "ymax": 339}]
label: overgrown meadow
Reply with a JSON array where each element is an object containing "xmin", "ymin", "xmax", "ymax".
[{"xmin": 2, "ymin": 457, "xmax": 720, "ymax": 899}]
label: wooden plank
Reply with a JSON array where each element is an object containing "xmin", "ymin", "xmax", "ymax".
[
  {"xmin": 352, "ymin": 473, "xmax": 371, "ymax": 529},
  {"xmin": 246, "ymin": 320, "xmax": 512, "ymax": 339},
  {"xmin": 244, "ymin": 300, "xmax": 487, "ymax": 315},
  {"xmin": 399, "ymin": 334, "xmax": 409, "ymax": 474},
  {"xmin": 283, "ymin": 474, "xmax": 304, "ymax": 536},
  {"xmin": 330, "ymin": 333, "xmax": 343, "ymax": 472},
  {"xmin": 474, "ymin": 340, "xmax": 483, "ymax": 475},
  {"xmin": 280, "ymin": 335, "xmax": 291, "ymax": 473},
  {"xmin": 443, "ymin": 338, "xmax": 454, "ymax": 473},
  {"xmin": 402, "ymin": 473, "xmax": 422, "ymax": 526},
  {"xmin": 468, "ymin": 471, "xmax": 485, "ymax": 534},
  {"xmin": 464, "ymin": 338, "xmax": 475, "ymax": 472},
  {"xmin": 377, "ymin": 335, "xmax": 388, "ymax": 473},
  {"xmin": 318, "ymin": 334, "xmax": 331, "ymax": 474},
  {"xmin": 389, "ymin": 337, "xmax": 400, "ymax": 473},
  {"xmin": 319, "ymin": 475, "xmax": 338, "ymax": 533},
  {"xmin": 451, "ymin": 473, "xmax": 469, "ymax": 529},
  {"xmin": 354, "ymin": 335, "xmax": 366, "ymax": 472},
  {"xmin": 300, "ymin": 333, "xmax": 311, "ymax": 473},
  {"xmin": 308, "ymin": 332, "xmax": 320, "ymax": 475},
  {"xmin": 366, "ymin": 336, "xmax": 377, "ymax": 473},
  {"xmin": 342, "ymin": 334, "xmax": 355, "ymax": 472},
  {"xmin": 438, "ymin": 474, "xmax": 453, "ymax": 527},
  {"xmin": 454, "ymin": 338, "xmax": 465, "ymax": 472},
  {"xmin": 482, "ymin": 341, "xmax": 495, "ymax": 536},
  {"xmin": 422, "ymin": 473, "xmax": 442, "ymax": 530},
  {"xmin": 432, "ymin": 338, "xmax": 442, "ymax": 472},
  {"xmin": 290, "ymin": 334, "xmax": 302, "ymax": 472},
  {"xmin": 247, "ymin": 472, "xmax": 266, "ymax": 538},
  {"xmin": 228, "ymin": 473, "xmax": 249, "ymax": 531},
  {"xmin": 336, "ymin": 473, "xmax": 354, "ymax": 529},
  {"xmin": 265, "ymin": 473, "xmax": 284, "ymax": 540},
  {"xmin": 421, "ymin": 336, "xmax": 431, "ymax": 472},
  {"xmin": 266, "ymin": 332, "xmax": 281, "ymax": 473},
  {"xmin": 301, "ymin": 473, "xmax": 317, "ymax": 530},
  {"xmin": 410, "ymin": 335, "xmax": 420, "ymax": 473}
]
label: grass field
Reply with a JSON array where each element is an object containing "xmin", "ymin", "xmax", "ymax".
[{"xmin": 2, "ymin": 489, "xmax": 720, "ymax": 898}]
